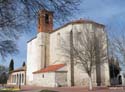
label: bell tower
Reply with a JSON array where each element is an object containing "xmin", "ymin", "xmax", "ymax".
[
  {"xmin": 38, "ymin": 9, "xmax": 53, "ymax": 33},
  {"xmin": 37, "ymin": 9, "xmax": 53, "ymax": 69}
]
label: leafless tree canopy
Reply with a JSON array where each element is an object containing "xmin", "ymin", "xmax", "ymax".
[
  {"xmin": 0, "ymin": 0, "xmax": 80, "ymax": 33},
  {"xmin": 110, "ymin": 30, "xmax": 125, "ymax": 65},
  {"xmin": 0, "ymin": 0, "xmax": 80, "ymax": 59},
  {"xmin": 0, "ymin": 40, "xmax": 17, "ymax": 60},
  {"xmin": 72, "ymin": 28, "xmax": 107, "ymax": 76},
  {"xmin": 60, "ymin": 27, "xmax": 107, "ymax": 75}
]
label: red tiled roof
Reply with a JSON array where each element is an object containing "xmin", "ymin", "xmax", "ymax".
[
  {"xmin": 70, "ymin": 19, "xmax": 105, "ymax": 27},
  {"xmin": 27, "ymin": 19, "xmax": 105, "ymax": 43},
  {"xmin": 11, "ymin": 66, "xmax": 26, "ymax": 73},
  {"xmin": 33, "ymin": 64, "xmax": 65, "ymax": 74},
  {"xmin": 51, "ymin": 19, "xmax": 105, "ymax": 33}
]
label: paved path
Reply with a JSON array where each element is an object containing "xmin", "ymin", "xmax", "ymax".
[{"xmin": 20, "ymin": 86, "xmax": 125, "ymax": 92}]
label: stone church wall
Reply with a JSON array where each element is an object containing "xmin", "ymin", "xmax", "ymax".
[
  {"xmin": 27, "ymin": 38, "xmax": 39, "ymax": 85},
  {"xmin": 55, "ymin": 71, "xmax": 67, "ymax": 87},
  {"xmin": 49, "ymin": 23, "xmax": 110, "ymax": 87},
  {"xmin": 33, "ymin": 72, "xmax": 56, "ymax": 87},
  {"xmin": 73, "ymin": 64, "xmax": 97, "ymax": 87},
  {"xmin": 27, "ymin": 13, "xmax": 110, "ymax": 86}
]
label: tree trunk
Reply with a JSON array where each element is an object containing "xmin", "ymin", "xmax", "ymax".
[{"xmin": 88, "ymin": 76, "xmax": 93, "ymax": 90}]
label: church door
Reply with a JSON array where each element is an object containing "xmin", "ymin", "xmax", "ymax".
[{"xmin": 118, "ymin": 75, "xmax": 122, "ymax": 85}]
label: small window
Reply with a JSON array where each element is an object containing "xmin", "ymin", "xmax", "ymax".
[
  {"xmin": 42, "ymin": 74, "xmax": 44, "ymax": 78},
  {"xmin": 22, "ymin": 74, "xmax": 24, "ymax": 83},
  {"xmin": 45, "ymin": 14, "xmax": 49, "ymax": 24},
  {"xmin": 57, "ymin": 33, "xmax": 61, "ymax": 46}
]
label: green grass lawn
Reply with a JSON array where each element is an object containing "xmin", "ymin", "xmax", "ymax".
[
  {"xmin": 0, "ymin": 90, "xmax": 19, "ymax": 92},
  {"xmin": 0, "ymin": 88, "xmax": 20, "ymax": 92}
]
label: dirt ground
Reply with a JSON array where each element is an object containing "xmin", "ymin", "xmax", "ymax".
[{"xmin": 20, "ymin": 86, "xmax": 125, "ymax": 92}]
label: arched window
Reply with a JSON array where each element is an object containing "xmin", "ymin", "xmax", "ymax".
[
  {"xmin": 45, "ymin": 14, "xmax": 49, "ymax": 24},
  {"xmin": 57, "ymin": 33, "xmax": 61, "ymax": 46},
  {"xmin": 12, "ymin": 75, "xmax": 14, "ymax": 83},
  {"xmin": 14, "ymin": 75, "xmax": 16, "ymax": 83},
  {"xmin": 42, "ymin": 74, "xmax": 44, "ymax": 78},
  {"xmin": 17, "ymin": 74, "xmax": 18, "ymax": 85},
  {"xmin": 20, "ymin": 74, "xmax": 21, "ymax": 84},
  {"xmin": 15, "ymin": 75, "xmax": 16, "ymax": 83},
  {"xmin": 22, "ymin": 74, "xmax": 24, "ymax": 84}
]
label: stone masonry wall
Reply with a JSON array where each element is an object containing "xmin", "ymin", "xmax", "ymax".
[{"xmin": 33, "ymin": 72, "xmax": 56, "ymax": 87}]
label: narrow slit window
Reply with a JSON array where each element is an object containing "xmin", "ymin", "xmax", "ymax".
[
  {"xmin": 45, "ymin": 14, "xmax": 49, "ymax": 24},
  {"xmin": 42, "ymin": 74, "xmax": 44, "ymax": 78}
]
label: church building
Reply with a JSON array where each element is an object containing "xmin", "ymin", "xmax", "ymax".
[
  {"xmin": 26, "ymin": 10, "xmax": 110, "ymax": 87},
  {"xmin": 7, "ymin": 66, "xmax": 26, "ymax": 86}
]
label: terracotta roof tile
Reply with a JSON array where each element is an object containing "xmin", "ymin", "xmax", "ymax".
[
  {"xmin": 33, "ymin": 64, "xmax": 65, "ymax": 74},
  {"xmin": 50, "ymin": 19, "xmax": 105, "ymax": 33},
  {"xmin": 11, "ymin": 66, "xmax": 26, "ymax": 73}
]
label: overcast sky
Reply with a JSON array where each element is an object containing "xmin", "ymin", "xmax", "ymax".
[{"xmin": 1, "ymin": 0, "xmax": 125, "ymax": 69}]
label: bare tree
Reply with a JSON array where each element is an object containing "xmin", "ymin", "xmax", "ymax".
[
  {"xmin": 0, "ymin": 0, "xmax": 81, "ymax": 59},
  {"xmin": 60, "ymin": 26, "xmax": 107, "ymax": 90},
  {"xmin": 0, "ymin": 0, "xmax": 80, "ymax": 32},
  {"xmin": 0, "ymin": 40, "xmax": 18, "ymax": 60},
  {"xmin": 110, "ymin": 30, "xmax": 125, "ymax": 67},
  {"xmin": 109, "ymin": 56, "xmax": 121, "ymax": 85}
]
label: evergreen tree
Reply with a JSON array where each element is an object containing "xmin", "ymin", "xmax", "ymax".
[
  {"xmin": 22, "ymin": 62, "xmax": 26, "ymax": 67},
  {"xmin": 0, "ymin": 65, "xmax": 7, "ymax": 74},
  {"xmin": 109, "ymin": 57, "xmax": 121, "ymax": 78},
  {"xmin": 0, "ymin": 72, "xmax": 8, "ymax": 86},
  {"xmin": 9, "ymin": 59, "xmax": 14, "ymax": 73}
]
